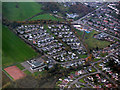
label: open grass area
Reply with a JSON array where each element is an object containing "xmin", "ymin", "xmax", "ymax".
[
  {"xmin": 75, "ymin": 29, "xmax": 84, "ymax": 38},
  {"xmin": 79, "ymin": 78, "xmax": 86, "ymax": 83},
  {"xmin": 30, "ymin": 14, "xmax": 64, "ymax": 21},
  {"xmin": 3, "ymin": 2, "xmax": 64, "ymax": 21},
  {"xmin": 100, "ymin": 52, "xmax": 108, "ymax": 57},
  {"xmin": 75, "ymin": 29, "xmax": 111, "ymax": 50},
  {"xmin": 2, "ymin": 26, "xmax": 38, "ymax": 68},
  {"xmin": 84, "ymin": 30, "xmax": 111, "ymax": 50},
  {"xmin": 24, "ymin": 70, "xmax": 46, "ymax": 77},
  {"xmin": 24, "ymin": 70, "xmax": 31, "ymax": 75},
  {"xmin": 91, "ymin": 67, "xmax": 97, "ymax": 72},
  {"xmin": 16, "ymin": 64, "xmax": 25, "ymax": 70},
  {"xmin": 3, "ymin": 2, "xmax": 42, "ymax": 21}
]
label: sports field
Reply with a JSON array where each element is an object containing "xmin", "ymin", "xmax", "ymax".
[
  {"xmin": 2, "ymin": 26, "xmax": 38, "ymax": 67},
  {"xmin": 4, "ymin": 66, "xmax": 26, "ymax": 80},
  {"xmin": 2, "ymin": 2, "xmax": 42, "ymax": 21}
]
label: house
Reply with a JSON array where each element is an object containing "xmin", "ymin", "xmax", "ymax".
[
  {"xmin": 66, "ymin": 13, "xmax": 79, "ymax": 18},
  {"xmin": 48, "ymin": 64, "xmax": 53, "ymax": 69},
  {"xmin": 106, "ymin": 84, "xmax": 112, "ymax": 88},
  {"xmin": 87, "ymin": 76, "xmax": 94, "ymax": 81},
  {"xmin": 70, "ymin": 75, "xmax": 74, "ymax": 79},
  {"xmin": 27, "ymin": 59, "xmax": 45, "ymax": 70},
  {"xmin": 75, "ymin": 71, "xmax": 79, "ymax": 76}
]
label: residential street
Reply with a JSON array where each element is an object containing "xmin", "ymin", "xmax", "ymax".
[{"xmin": 68, "ymin": 72, "xmax": 99, "ymax": 88}]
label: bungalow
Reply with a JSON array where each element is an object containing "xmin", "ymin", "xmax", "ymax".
[
  {"xmin": 66, "ymin": 13, "xmax": 79, "ymax": 18},
  {"xmin": 87, "ymin": 76, "xmax": 94, "ymax": 81}
]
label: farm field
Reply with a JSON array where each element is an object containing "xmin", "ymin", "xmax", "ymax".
[
  {"xmin": 2, "ymin": 2, "xmax": 42, "ymax": 21},
  {"xmin": 30, "ymin": 14, "xmax": 64, "ymax": 21},
  {"xmin": 2, "ymin": 25, "xmax": 38, "ymax": 68}
]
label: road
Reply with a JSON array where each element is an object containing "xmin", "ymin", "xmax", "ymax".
[
  {"xmin": 68, "ymin": 49, "xmax": 119, "ymax": 88},
  {"xmin": 91, "ymin": 49, "xmax": 119, "ymax": 87},
  {"xmin": 92, "ymin": 64, "xmax": 117, "ymax": 87},
  {"xmin": 72, "ymin": 2, "xmax": 109, "ymax": 24},
  {"xmin": 71, "ymin": 2, "xmax": 120, "ymax": 41},
  {"xmin": 68, "ymin": 72, "xmax": 99, "ymax": 88},
  {"xmin": 60, "ymin": 58, "xmax": 84, "ymax": 65}
]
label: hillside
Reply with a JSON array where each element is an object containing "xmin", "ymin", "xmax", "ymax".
[{"xmin": 2, "ymin": 2, "xmax": 42, "ymax": 21}]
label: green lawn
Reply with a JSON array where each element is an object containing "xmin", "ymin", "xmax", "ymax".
[
  {"xmin": 75, "ymin": 29, "xmax": 84, "ymax": 39},
  {"xmin": 3, "ymin": 2, "xmax": 42, "ymax": 21},
  {"xmin": 100, "ymin": 52, "xmax": 108, "ymax": 57},
  {"xmin": 24, "ymin": 70, "xmax": 31, "ymax": 75},
  {"xmin": 79, "ymin": 54, "xmax": 88, "ymax": 58},
  {"xmin": 30, "ymin": 14, "xmax": 64, "ymax": 21},
  {"xmin": 16, "ymin": 64, "xmax": 25, "ymax": 70},
  {"xmin": 84, "ymin": 30, "xmax": 111, "ymax": 49},
  {"xmin": 2, "ymin": 26, "xmax": 38, "ymax": 68},
  {"xmin": 91, "ymin": 67, "xmax": 97, "ymax": 72},
  {"xmin": 95, "ymin": 62, "xmax": 102, "ymax": 70},
  {"xmin": 75, "ymin": 30, "xmax": 111, "ymax": 50},
  {"xmin": 79, "ymin": 78, "xmax": 86, "ymax": 83},
  {"xmin": 93, "ymin": 58, "xmax": 100, "ymax": 62},
  {"xmin": 80, "ymin": 85, "xmax": 85, "ymax": 87},
  {"xmin": 24, "ymin": 70, "xmax": 46, "ymax": 77}
]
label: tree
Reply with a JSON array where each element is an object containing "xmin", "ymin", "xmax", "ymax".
[{"xmin": 41, "ymin": 2, "xmax": 60, "ymax": 13}]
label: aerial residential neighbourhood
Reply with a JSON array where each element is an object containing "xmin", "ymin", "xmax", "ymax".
[{"xmin": 1, "ymin": 1, "xmax": 120, "ymax": 89}]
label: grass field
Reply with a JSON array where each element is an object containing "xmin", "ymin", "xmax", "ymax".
[
  {"xmin": 3, "ymin": 2, "xmax": 64, "ymax": 22},
  {"xmin": 16, "ymin": 64, "xmax": 25, "ymax": 70},
  {"xmin": 84, "ymin": 31, "xmax": 111, "ymax": 49},
  {"xmin": 2, "ymin": 71, "xmax": 11, "ymax": 87},
  {"xmin": 30, "ymin": 14, "xmax": 64, "ymax": 21},
  {"xmin": 2, "ymin": 2, "xmax": 42, "ymax": 21},
  {"xmin": 75, "ymin": 29, "xmax": 111, "ymax": 50},
  {"xmin": 24, "ymin": 70, "xmax": 31, "ymax": 75},
  {"xmin": 2, "ymin": 25, "xmax": 38, "ymax": 68}
]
